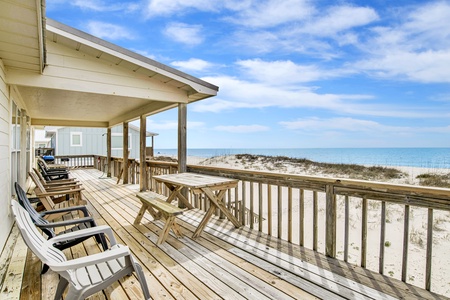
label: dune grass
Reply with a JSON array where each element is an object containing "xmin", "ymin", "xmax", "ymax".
[
  {"xmin": 416, "ymin": 173, "xmax": 450, "ymax": 188},
  {"xmin": 233, "ymin": 154, "xmax": 405, "ymax": 181}
]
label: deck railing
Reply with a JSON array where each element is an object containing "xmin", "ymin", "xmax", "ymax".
[{"xmin": 75, "ymin": 154, "xmax": 449, "ymax": 296}]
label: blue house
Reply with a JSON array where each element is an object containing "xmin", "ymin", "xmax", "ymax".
[{"xmin": 45, "ymin": 125, "xmax": 158, "ymax": 159}]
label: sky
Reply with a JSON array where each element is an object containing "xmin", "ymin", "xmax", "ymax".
[{"xmin": 45, "ymin": 0, "xmax": 450, "ymax": 149}]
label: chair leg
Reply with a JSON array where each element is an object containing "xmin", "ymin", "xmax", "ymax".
[
  {"xmin": 131, "ymin": 256, "xmax": 151, "ymax": 299},
  {"xmin": 54, "ymin": 276, "xmax": 69, "ymax": 300},
  {"xmin": 42, "ymin": 263, "xmax": 50, "ymax": 274},
  {"xmin": 96, "ymin": 233, "xmax": 109, "ymax": 250}
]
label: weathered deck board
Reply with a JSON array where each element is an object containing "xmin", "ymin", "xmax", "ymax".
[
  {"xmin": 3, "ymin": 168, "xmax": 448, "ymax": 300},
  {"xmin": 1, "ymin": 226, "xmax": 27, "ymax": 300}
]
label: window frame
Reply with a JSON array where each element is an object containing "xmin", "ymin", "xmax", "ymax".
[
  {"xmin": 111, "ymin": 133, "xmax": 132, "ymax": 150},
  {"xmin": 70, "ymin": 132, "xmax": 83, "ymax": 147}
]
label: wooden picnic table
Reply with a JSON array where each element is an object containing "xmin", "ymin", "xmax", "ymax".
[{"xmin": 153, "ymin": 172, "xmax": 242, "ymax": 238}]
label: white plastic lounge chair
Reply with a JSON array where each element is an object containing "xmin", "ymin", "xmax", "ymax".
[{"xmin": 11, "ymin": 200, "xmax": 151, "ymax": 300}]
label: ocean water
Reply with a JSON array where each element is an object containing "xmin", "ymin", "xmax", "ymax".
[{"xmin": 155, "ymin": 148, "xmax": 450, "ymax": 169}]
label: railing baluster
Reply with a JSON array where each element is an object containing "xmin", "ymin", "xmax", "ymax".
[
  {"xmin": 402, "ymin": 204, "xmax": 410, "ymax": 282},
  {"xmin": 278, "ymin": 185, "xmax": 283, "ymax": 239},
  {"xmin": 313, "ymin": 191, "xmax": 318, "ymax": 251},
  {"xmin": 241, "ymin": 181, "xmax": 246, "ymax": 226},
  {"xmin": 379, "ymin": 201, "xmax": 386, "ymax": 274},
  {"xmin": 250, "ymin": 182, "xmax": 254, "ymax": 229},
  {"xmin": 299, "ymin": 189, "xmax": 304, "ymax": 247},
  {"xmin": 344, "ymin": 195, "xmax": 349, "ymax": 262},
  {"xmin": 325, "ymin": 184, "xmax": 336, "ymax": 257},
  {"xmin": 426, "ymin": 208, "xmax": 433, "ymax": 290},
  {"xmin": 268, "ymin": 184, "xmax": 272, "ymax": 236},
  {"xmin": 361, "ymin": 197, "xmax": 368, "ymax": 268},
  {"xmin": 288, "ymin": 187, "xmax": 293, "ymax": 243},
  {"xmin": 259, "ymin": 182, "xmax": 263, "ymax": 232},
  {"xmin": 234, "ymin": 186, "xmax": 239, "ymax": 222}
]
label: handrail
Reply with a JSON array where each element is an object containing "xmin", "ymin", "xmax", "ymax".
[{"xmin": 87, "ymin": 154, "xmax": 449, "ymax": 296}]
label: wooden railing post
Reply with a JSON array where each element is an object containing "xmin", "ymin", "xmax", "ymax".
[
  {"xmin": 123, "ymin": 122, "xmax": 129, "ymax": 184},
  {"xmin": 325, "ymin": 184, "xmax": 336, "ymax": 258},
  {"xmin": 139, "ymin": 114, "xmax": 148, "ymax": 191},
  {"xmin": 107, "ymin": 127, "xmax": 111, "ymax": 177}
]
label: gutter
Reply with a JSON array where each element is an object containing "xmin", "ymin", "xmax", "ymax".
[{"xmin": 37, "ymin": 0, "xmax": 47, "ymax": 73}]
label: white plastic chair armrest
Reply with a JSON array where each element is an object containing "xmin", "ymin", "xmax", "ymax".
[
  {"xmin": 48, "ymin": 225, "xmax": 117, "ymax": 245},
  {"xmin": 51, "ymin": 245, "xmax": 130, "ymax": 271}
]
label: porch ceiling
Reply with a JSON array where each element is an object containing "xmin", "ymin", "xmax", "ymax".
[{"xmin": 1, "ymin": 2, "xmax": 218, "ymax": 128}]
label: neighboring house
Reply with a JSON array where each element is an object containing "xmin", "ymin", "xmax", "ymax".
[
  {"xmin": 45, "ymin": 125, "xmax": 158, "ymax": 159},
  {"xmin": 34, "ymin": 130, "xmax": 52, "ymax": 156}
]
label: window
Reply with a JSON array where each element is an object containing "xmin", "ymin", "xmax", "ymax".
[
  {"xmin": 111, "ymin": 133, "xmax": 131, "ymax": 150},
  {"xmin": 71, "ymin": 132, "xmax": 82, "ymax": 147}
]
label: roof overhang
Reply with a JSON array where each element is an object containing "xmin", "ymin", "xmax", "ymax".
[
  {"xmin": 0, "ymin": 0, "xmax": 46, "ymax": 73},
  {"xmin": 1, "ymin": 2, "xmax": 218, "ymax": 128}
]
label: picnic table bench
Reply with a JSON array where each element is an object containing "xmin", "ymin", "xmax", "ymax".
[{"xmin": 135, "ymin": 191, "xmax": 184, "ymax": 245}]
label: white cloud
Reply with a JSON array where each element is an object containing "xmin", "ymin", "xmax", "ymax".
[
  {"xmin": 357, "ymin": 50, "xmax": 450, "ymax": 83},
  {"xmin": 236, "ymin": 59, "xmax": 352, "ymax": 84},
  {"xmin": 214, "ymin": 124, "xmax": 269, "ymax": 133},
  {"xmin": 144, "ymin": 0, "xmax": 220, "ymax": 17},
  {"xmin": 192, "ymin": 75, "xmax": 448, "ymax": 118},
  {"xmin": 192, "ymin": 76, "xmax": 373, "ymax": 113},
  {"xmin": 354, "ymin": 2, "xmax": 450, "ymax": 83},
  {"xmin": 143, "ymin": 0, "xmax": 255, "ymax": 18},
  {"xmin": 280, "ymin": 117, "xmax": 397, "ymax": 132},
  {"xmin": 223, "ymin": 2, "xmax": 379, "ymax": 58},
  {"xmin": 85, "ymin": 21, "xmax": 133, "ymax": 40},
  {"xmin": 171, "ymin": 58, "xmax": 214, "ymax": 72},
  {"xmin": 227, "ymin": 0, "xmax": 314, "ymax": 28},
  {"xmin": 295, "ymin": 5, "xmax": 379, "ymax": 37},
  {"xmin": 164, "ymin": 22, "xmax": 204, "ymax": 46},
  {"xmin": 280, "ymin": 117, "xmax": 450, "ymax": 134},
  {"xmin": 72, "ymin": 0, "xmax": 137, "ymax": 12},
  {"xmin": 131, "ymin": 49, "xmax": 157, "ymax": 60},
  {"xmin": 147, "ymin": 119, "xmax": 204, "ymax": 130}
]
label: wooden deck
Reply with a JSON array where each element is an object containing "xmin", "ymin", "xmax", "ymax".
[{"xmin": 2, "ymin": 168, "xmax": 448, "ymax": 300}]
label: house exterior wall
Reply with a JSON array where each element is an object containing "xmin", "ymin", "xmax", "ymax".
[
  {"xmin": 53, "ymin": 126, "xmax": 141, "ymax": 159},
  {"xmin": 0, "ymin": 59, "xmax": 12, "ymax": 251}
]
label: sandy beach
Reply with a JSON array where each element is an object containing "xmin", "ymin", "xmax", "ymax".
[{"xmin": 174, "ymin": 154, "xmax": 450, "ymax": 297}]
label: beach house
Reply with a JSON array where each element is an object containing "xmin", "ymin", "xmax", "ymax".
[
  {"xmin": 1, "ymin": 1, "xmax": 449, "ymax": 299},
  {"xmin": 0, "ymin": 0, "xmax": 217, "ymax": 268}
]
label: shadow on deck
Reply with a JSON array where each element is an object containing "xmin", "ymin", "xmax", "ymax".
[{"xmin": 2, "ymin": 168, "xmax": 448, "ymax": 299}]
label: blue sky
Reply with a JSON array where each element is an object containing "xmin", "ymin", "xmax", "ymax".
[{"xmin": 46, "ymin": 0, "xmax": 450, "ymax": 149}]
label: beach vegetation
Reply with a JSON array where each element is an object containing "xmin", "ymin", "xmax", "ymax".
[
  {"xmin": 232, "ymin": 154, "xmax": 405, "ymax": 181},
  {"xmin": 416, "ymin": 173, "xmax": 450, "ymax": 188},
  {"xmin": 410, "ymin": 228, "xmax": 424, "ymax": 248},
  {"xmin": 384, "ymin": 241, "xmax": 391, "ymax": 247}
]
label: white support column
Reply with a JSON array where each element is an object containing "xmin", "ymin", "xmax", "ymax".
[{"xmin": 20, "ymin": 110, "xmax": 27, "ymax": 188}]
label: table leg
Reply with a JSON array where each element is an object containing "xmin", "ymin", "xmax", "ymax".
[
  {"xmin": 165, "ymin": 184, "xmax": 194, "ymax": 209},
  {"xmin": 192, "ymin": 206, "xmax": 216, "ymax": 238},
  {"xmin": 201, "ymin": 188, "xmax": 241, "ymax": 228}
]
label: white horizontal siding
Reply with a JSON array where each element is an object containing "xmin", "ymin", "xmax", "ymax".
[{"xmin": 0, "ymin": 59, "xmax": 12, "ymax": 252}]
